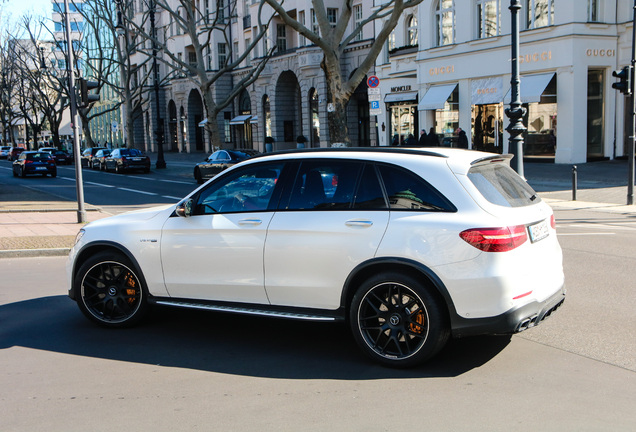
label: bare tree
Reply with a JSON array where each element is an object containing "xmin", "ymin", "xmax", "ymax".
[
  {"xmin": 124, "ymin": 0, "xmax": 276, "ymax": 150},
  {"xmin": 264, "ymin": 0, "xmax": 423, "ymax": 146}
]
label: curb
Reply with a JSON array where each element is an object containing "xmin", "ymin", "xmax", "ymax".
[{"xmin": 0, "ymin": 248, "xmax": 71, "ymax": 259}]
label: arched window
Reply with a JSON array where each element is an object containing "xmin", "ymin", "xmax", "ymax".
[
  {"xmin": 477, "ymin": 0, "xmax": 500, "ymax": 38},
  {"xmin": 407, "ymin": 15, "xmax": 418, "ymax": 46},
  {"xmin": 436, "ymin": 0, "xmax": 455, "ymax": 46}
]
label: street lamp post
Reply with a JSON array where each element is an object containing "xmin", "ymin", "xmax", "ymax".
[
  {"xmin": 149, "ymin": 0, "xmax": 166, "ymax": 169},
  {"xmin": 505, "ymin": 0, "xmax": 526, "ymax": 176}
]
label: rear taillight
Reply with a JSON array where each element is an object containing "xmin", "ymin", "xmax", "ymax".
[
  {"xmin": 550, "ymin": 214, "xmax": 556, "ymax": 229},
  {"xmin": 25, "ymin": 159, "xmax": 33, "ymax": 164},
  {"xmin": 460, "ymin": 225, "xmax": 528, "ymax": 252}
]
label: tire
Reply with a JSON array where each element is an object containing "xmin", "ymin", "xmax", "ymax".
[
  {"xmin": 115, "ymin": 164, "xmax": 122, "ymax": 174},
  {"xmin": 20, "ymin": 167, "xmax": 26, "ymax": 178},
  {"xmin": 12, "ymin": 168, "xmax": 17, "ymax": 177},
  {"xmin": 349, "ymin": 272, "xmax": 449, "ymax": 368},
  {"xmin": 74, "ymin": 251, "xmax": 148, "ymax": 328},
  {"xmin": 51, "ymin": 170, "xmax": 57, "ymax": 178},
  {"xmin": 194, "ymin": 168, "xmax": 203, "ymax": 184},
  {"xmin": 100, "ymin": 162, "xmax": 105, "ymax": 171}
]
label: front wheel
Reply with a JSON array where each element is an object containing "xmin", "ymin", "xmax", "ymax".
[
  {"xmin": 74, "ymin": 252, "xmax": 148, "ymax": 328},
  {"xmin": 349, "ymin": 272, "xmax": 449, "ymax": 368}
]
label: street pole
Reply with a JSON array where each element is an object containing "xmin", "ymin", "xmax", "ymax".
[
  {"xmin": 150, "ymin": 0, "xmax": 166, "ymax": 169},
  {"xmin": 63, "ymin": 0, "xmax": 86, "ymax": 223},
  {"xmin": 505, "ymin": 0, "xmax": 526, "ymax": 177},
  {"xmin": 628, "ymin": 0, "xmax": 636, "ymax": 205}
]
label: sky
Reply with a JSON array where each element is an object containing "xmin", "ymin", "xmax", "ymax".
[{"xmin": 2, "ymin": 0, "xmax": 52, "ymax": 28}]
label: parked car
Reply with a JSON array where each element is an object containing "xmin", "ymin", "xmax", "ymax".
[
  {"xmin": 80, "ymin": 147, "xmax": 107, "ymax": 168},
  {"xmin": 194, "ymin": 149, "xmax": 260, "ymax": 184},
  {"xmin": 8, "ymin": 147, "xmax": 25, "ymax": 161},
  {"xmin": 51, "ymin": 150, "xmax": 72, "ymax": 165},
  {"xmin": 104, "ymin": 148, "xmax": 151, "ymax": 173},
  {"xmin": 12, "ymin": 151, "xmax": 57, "ymax": 178},
  {"xmin": 0, "ymin": 146, "xmax": 11, "ymax": 159},
  {"xmin": 91, "ymin": 149, "xmax": 111, "ymax": 170},
  {"xmin": 67, "ymin": 148, "xmax": 565, "ymax": 368}
]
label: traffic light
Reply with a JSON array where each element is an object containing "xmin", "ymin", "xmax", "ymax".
[
  {"xmin": 612, "ymin": 66, "xmax": 632, "ymax": 95},
  {"xmin": 77, "ymin": 77, "xmax": 100, "ymax": 107}
]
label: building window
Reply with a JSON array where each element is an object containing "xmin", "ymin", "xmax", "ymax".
[
  {"xmin": 588, "ymin": 0, "xmax": 599, "ymax": 22},
  {"xmin": 327, "ymin": 8, "xmax": 338, "ymax": 28},
  {"xmin": 311, "ymin": 9, "xmax": 320, "ymax": 35},
  {"xmin": 353, "ymin": 4, "xmax": 363, "ymax": 41},
  {"xmin": 587, "ymin": 70, "xmax": 604, "ymax": 159},
  {"xmin": 299, "ymin": 11, "xmax": 306, "ymax": 45},
  {"xmin": 477, "ymin": 0, "xmax": 500, "ymax": 38},
  {"xmin": 245, "ymin": 38, "xmax": 251, "ymax": 65},
  {"xmin": 525, "ymin": 0, "xmax": 554, "ymax": 29},
  {"xmin": 388, "ymin": 30, "xmax": 396, "ymax": 51},
  {"xmin": 218, "ymin": 0, "xmax": 225, "ymax": 21},
  {"xmin": 436, "ymin": 0, "xmax": 455, "ymax": 46},
  {"xmin": 276, "ymin": 24, "xmax": 287, "ymax": 52},
  {"xmin": 263, "ymin": 95, "xmax": 271, "ymax": 138},
  {"xmin": 309, "ymin": 89, "xmax": 320, "ymax": 147},
  {"xmin": 218, "ymin": 43, "xmax": 227, "ymax": 69},
  {"xmin": 407, "ymin": 15, "xmax": 418, "ymax": 46}
]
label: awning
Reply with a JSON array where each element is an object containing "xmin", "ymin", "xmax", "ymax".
[
  {"xmin": 198, "ymin": 118, "xmax": 208, "ymax": 127},
  {"xmin": 384, "ymin": 91, "xmax": 418, "ymax": 104},
  {"xmin": 250, "ymin": 115, "xmax": 258, "ymax": 124},
  {"xmin": 472, "ymin": 77, "xmax": 505, "ymax": 105},
  {"xmin": 229, "ymin": 114, "xmax": 252, "ymax": 125},
  {"xmin": 504, "ymin": 73, "xmax": 555, "ymax": 104},
  {"xmin": 418, "ymin": 84, "xmax": 457, "ymax": 110}
]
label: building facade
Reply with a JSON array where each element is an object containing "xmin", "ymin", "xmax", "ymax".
[{"xmin": 377, "ymin": 0, "xmax": 632, "ymax": 164}]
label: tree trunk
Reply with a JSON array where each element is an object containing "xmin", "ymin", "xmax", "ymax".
[{"xmin": 322, "ymin": 59, "xmax": 350, "ymax": 147}]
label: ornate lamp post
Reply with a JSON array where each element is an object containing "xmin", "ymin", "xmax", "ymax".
[{"xmin": 505, "ymin": 0, "xmax": 526, "ymax": 176}]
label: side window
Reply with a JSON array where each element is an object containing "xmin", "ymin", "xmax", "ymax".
[
  {"xmin": 378, "ymin": 164, "xmax": 455, "ymax": 212},
  {"xmin": 195, "ymin": 162, "xmax": 284, "ymax": 214},
  {"xmin": 287, "ymin": 160, "xmax": 362, "ymax": 210},
  {"xmin": 353, "ymin": 164, "xmax": 387, "ymax": 210}
]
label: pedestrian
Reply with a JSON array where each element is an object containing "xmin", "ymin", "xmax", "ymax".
[
  {"xmin": 418, "ymin": 129, "xmax": 427, "ymax": 146},
  {"xmin": 405, "ymin": 133, "xmax": 418, "ymax": 147},
  {"xmin": 458, "ymin": 128, "xmax": 469, "ymax": 149},
  {"xmin": 391, "ymin": 134, "xmax": 400, "ymax": 146},
  {"xmin": 427, "ymin": 127, "xmax": 439, "ymax": 146}
]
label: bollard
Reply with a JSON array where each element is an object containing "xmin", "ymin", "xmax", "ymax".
[{"xmin": 572, "ymin": 165, "xmax": 577, "ymax": 201}]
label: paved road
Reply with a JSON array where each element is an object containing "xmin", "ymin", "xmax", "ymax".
[{"xmin": 1, "ymin": 210, "xmax": 635, "ymax": 431}]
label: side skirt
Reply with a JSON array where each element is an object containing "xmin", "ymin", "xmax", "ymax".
[{"xmin": 149, "ymin": 297, "xmax": 345, "ymax": 322}]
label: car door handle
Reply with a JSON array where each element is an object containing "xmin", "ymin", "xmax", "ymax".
[
  {"xmin": 345, "ymin": 219, "xmax": 374, "ymax": 228},
  {"xmin": 238, "ymin": 219, "xmax": 262, "ymax": 226}
]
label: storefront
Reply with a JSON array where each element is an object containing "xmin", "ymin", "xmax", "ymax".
[
  {"xmin": 384, "ymin": 87, "xmax": 419, "ymax": 145},
  {"xmin": 418, "ymin": 83, "xmax": 458, "ymax": 146}
]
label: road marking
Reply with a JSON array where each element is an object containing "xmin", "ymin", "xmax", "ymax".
[
  {"xmin": 160, "ymin": 179, "xmax": 193, "ymax": 185},
  {"xmin": 162, "ymin": 196, "xmax": 183, "ymax": 200},
  {"xmin": 558, "ymin": 233, "xmax": 616, "ymax": 236},
  {"xmin": 118, "ymin": 187, "xmax": 158, "ymax": 196},
  {"xmin": 85, "ymin": 181, "xmax": 116, "ymax": 187}
]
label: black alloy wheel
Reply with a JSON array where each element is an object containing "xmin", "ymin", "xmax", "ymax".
[
  {"xmin": 75, "ymin": 252, "xmax": 148, "ymax": 327},
  {"xmin": 350, "ymin": 272, "xmax": 449, "ymax": 368}
]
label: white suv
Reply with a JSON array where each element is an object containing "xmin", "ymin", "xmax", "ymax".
[{"xmin": 67, "ymin": 148, "xmax": 565, "ymax": 367}]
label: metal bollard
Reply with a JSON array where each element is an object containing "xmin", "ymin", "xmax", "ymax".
[{"xmin": 572, "ymin": 165, "xmax": 577, "ymax": 201}]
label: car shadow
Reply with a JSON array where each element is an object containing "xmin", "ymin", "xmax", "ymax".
[{"xmin": 0, "ymin": 295, "xmax": 511, "ymax": 379}]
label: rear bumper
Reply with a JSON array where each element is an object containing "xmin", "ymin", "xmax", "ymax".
[{"xmin": 450, "ymin": 285, "xmax": 566, "ymax": 338}]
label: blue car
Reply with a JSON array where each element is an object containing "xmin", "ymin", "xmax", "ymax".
[{"xmin": 12, "ymin": 151, "xmax": 57, "ymax": 178}]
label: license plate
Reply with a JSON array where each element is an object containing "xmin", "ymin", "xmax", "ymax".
[
  {"xmin": 132, "ymin": 158, "xmax": 142, "ymax": 161},
  {"xmin": 35, "ymin": 166, "xmax": 47, "ymax": 171},
  {"xmin": 528, "ymin": 220, "xmax": 549, "ymax": 243}
]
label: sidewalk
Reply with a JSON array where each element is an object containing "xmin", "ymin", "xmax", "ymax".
[{"xmin": 1, "ymin": 152, "xmax": 636, "ymax": 258}]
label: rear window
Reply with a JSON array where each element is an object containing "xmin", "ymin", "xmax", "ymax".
[{"xmin": 468, "ymin": 163, "xmax": 540, "ymax": 207}]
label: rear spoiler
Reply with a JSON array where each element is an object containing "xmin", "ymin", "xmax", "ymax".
[{"xmin": 470, "ymin": 154, "xmax": 513, "ymax": 167}]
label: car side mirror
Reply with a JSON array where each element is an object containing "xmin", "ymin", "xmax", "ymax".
[{"xmin": 175, "ymin": 199, "xmax": 193, "ymax": 217}]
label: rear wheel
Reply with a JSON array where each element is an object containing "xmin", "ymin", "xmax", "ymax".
[
  {"xmin": 349, "ymin": 272, "xmax": 449, "ymax": 368},
  {"xmin": 194, "ymin": 168, "xmax": 203, "ymax": 184},
  {"xmin": 75, "ymin": 252, "xmax": 148, "ymax": 328},
  {"xmin": 20, "ymin": 167, "xmax": 26, "ymax": 178}
]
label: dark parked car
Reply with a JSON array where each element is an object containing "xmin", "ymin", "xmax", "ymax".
[
  {"xmin": 51, "ymin": 150, "xmax": 72, "ymax": 165},
  {"xmin": 194, "ymin": 149, "xmax": 260, "ymax": 184},
  {"xmin": 104, "ymin": 148, "xmax": 151, "ymax": 173},
  {"xmin": 8, "ymin": 147, "xmax": 24, "ymax": 161},
  {"xmin": 12, "ymin": 151, "xmax": 57, "ymax": 178},
  {"xmin": 81, "ymin": 147, "xmax": 107, "ymax": 168},
  {"xmin": 91, "ymin": 149, "xmax": 111, "ymax": 170}
]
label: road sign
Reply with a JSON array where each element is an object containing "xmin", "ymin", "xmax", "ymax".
[
  {"xmin": 370, "ymin": 100, "xmax": 380, "ymax": 110},
  {"xmin": 367, "ymin": 76, "xmax": 380, "ymax": 88},
  {"xmin": 367, "ymin": 87, "xmax": 380, "ymax": 95},
  {"xmin": 370, "ymin": 108, "xmax": 382, "ymax": 116},
  {"xmin": 368, "ymin": 93, "xmax": 381, "ymax": 102}
]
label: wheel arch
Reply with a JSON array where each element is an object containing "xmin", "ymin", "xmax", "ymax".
[
  {"xmin": 69, "ymin": 241, "xmax": 148, "ymax": 300},
  {"xmin": 341, "ymin": 257, "xmax": 458, "ymax": 321}
]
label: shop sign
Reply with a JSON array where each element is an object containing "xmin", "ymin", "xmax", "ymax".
[
  {"xmin": 429, "ymin": 65, "xmax": 455, "ymax": 76},
  {"xmin": 390, "ymin": 85, "xmax": 412, "ymax": 93},
  {"xmin": 518, "ymin": 51, "xmax": 552, "ymax": 64},
  {"xmin": 586, "ymin": 49, "xmax": 615, "ymax": 57}
]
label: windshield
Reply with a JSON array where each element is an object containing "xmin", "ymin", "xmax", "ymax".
[{"xmin": 468, "ymin": 163, "xmax": 540, "ymax": 207}]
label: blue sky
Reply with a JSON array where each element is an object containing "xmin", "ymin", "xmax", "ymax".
[{"xmin": 3, "ymin": 0, "xmax": 51, "ymax": 22}]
